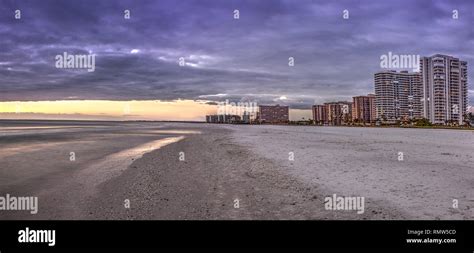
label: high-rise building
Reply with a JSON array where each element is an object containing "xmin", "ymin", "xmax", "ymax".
[
  {"xmin": 327, "ymin": 102, "xmax": 352, "ymax": 125},
  {"xmin": 337, "ymin": 101, "xmax": 352, "ymax": 124},
  {"xmin": 420, "ymin": 54, "xmax": 468, "ymax": 125},
  {"xmin": 352, "ymin": 94, "xmax": 376, "ymax": 124},
  {"xmin": 325, "ymin": 102, "xmax": 343, "ymax": 126},
  {"xmin": 312, "ymin": 104, "xmax": 327, "ymax": 125},
  {"xmin": 374, "ymin": 70, "xmax": 422, "ymax": 122},
  {"xmin": 257, "ymin": 104, "xmax": 289, "ymax": 124},
  {"xmin": 312, "ymin": 102, "xmax": 351, "ymax": 126}
]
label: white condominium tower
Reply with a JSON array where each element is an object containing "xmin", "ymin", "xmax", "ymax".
[
  {"xmin": 420, "ymin": 54, "xmax": 468, "ymax": 125},
  {"xmin": 374, "ymin": 70, "xmax": 422, "ymax": 122}
]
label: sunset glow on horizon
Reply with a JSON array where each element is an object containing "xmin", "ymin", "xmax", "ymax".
[
  {"xmin": 0, "ymin": 100, "xmax": 218, "ymax": 121},
  {"xmin": 0, "ymin": 100, "xmax": 312, "ymax": 121}
]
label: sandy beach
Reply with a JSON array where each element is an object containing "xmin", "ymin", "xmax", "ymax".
[{"xmin": 0, "ymin": 120, "xmax": 472, "ymax": 220}]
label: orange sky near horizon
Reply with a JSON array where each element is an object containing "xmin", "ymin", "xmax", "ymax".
[
  {"xmin": 0, "ymin": 100, "xmax": 312, "ymax": 121},
  {"xmin": 0, "ymin": 100, "xmax": 217, "ymax": 121}
]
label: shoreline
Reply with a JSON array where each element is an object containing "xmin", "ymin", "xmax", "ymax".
[{"xmin": 2, "ymin": 118, "xmax": 472, "ymax": 131}]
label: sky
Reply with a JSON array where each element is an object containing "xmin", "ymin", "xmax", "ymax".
[{"xmin": 0, "ymin": 0, "xmax": 473, "ymax": 120}]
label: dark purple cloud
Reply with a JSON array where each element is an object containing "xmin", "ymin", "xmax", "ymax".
[{"xmin": 0, "ymin": 0, "xmax": 473, "ymax": 108}]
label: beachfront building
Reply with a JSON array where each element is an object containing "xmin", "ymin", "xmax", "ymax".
[
  {"xmin": 242, "ymin": 111, "xmax": 252, "ymax": 123},
  {"xmin": 420, "ymin": 54, "xmax": 468, "ymax": 125},
  {"xmin": 206, "ymin": 115, "xmax": 219, "ymax": 123},
  {"xmin": 312, "ymin": 102, "xmax": 352, "ymax": 126},
  {"xmin": 312, "ymin": 104, "xmax": 327, "ymax": 125},
  {"xmin": 338, "ymin": 101, "xmax": 352, "ymax": 124},
  {"xmin": 326, "ymin": 102, "xmax": 352, "ymax": 126},
  {"xmin": 352, "ymin": 94, "xmax": 376, "ymax": 124},
  {"xmin": 374, "ymin": 70, "xmax": 422, "ymax": 123},
  {"xmin": 206, "ymin": 114, "xmax": 241, "ymax": 123},
  {"xmin": 257, "ymin": 104, "xmax": 289, "ymax": 124}
]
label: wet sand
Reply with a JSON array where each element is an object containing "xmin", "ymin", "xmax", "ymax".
[{"xmin": 0, "ymin": 121, "xmax": 194, "ymax": 219}]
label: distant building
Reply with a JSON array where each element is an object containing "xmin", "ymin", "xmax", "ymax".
[
  {"xmin": 326, "ymin": 102, "xmax": 351, "ymax": 126},
  {"xmin": 312, "ymin": 102, "xmax": 352, "ymax": 126},
  {"xmin": 338, "ymin": 101, "xmax": 352, "ymax": 124},
  {"xmin": 206, "ymin": 115, "xmax": 219, "ymax": 123},
  {"xmin": 257, "ymin": 105, "xmax": 289, "ymax": 124},
  {"xmin": 420, "ymin": 54, "xmax": 468, "ymax": 125},
  {"xmin": 242, "ymin": 111, "xmax": 251, "ymax": 123},
  {"xmin": 324, "ymin": 102, "xmax": 342, "ymax": 126},
  {"xmin": 229, "ymin": 115, "xmax": 241, "ymax": 123},
  {"xmin": 218, "ymin": 114, "xmax": 225, "ymax": 123},
  {"xmin": 352, "ymin": 94, "xmax": 376, "ymax": 124},
  {"xmin": 312, "ymin": 105, "xmax": 327, "ymax": 125},
  {"xmin": 205, "ymin": 114, "xmax": 240, "ymax": 124},
  {"xmin": 374, "ymin": 70, "xmax": 422, "ymax": 123}
]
